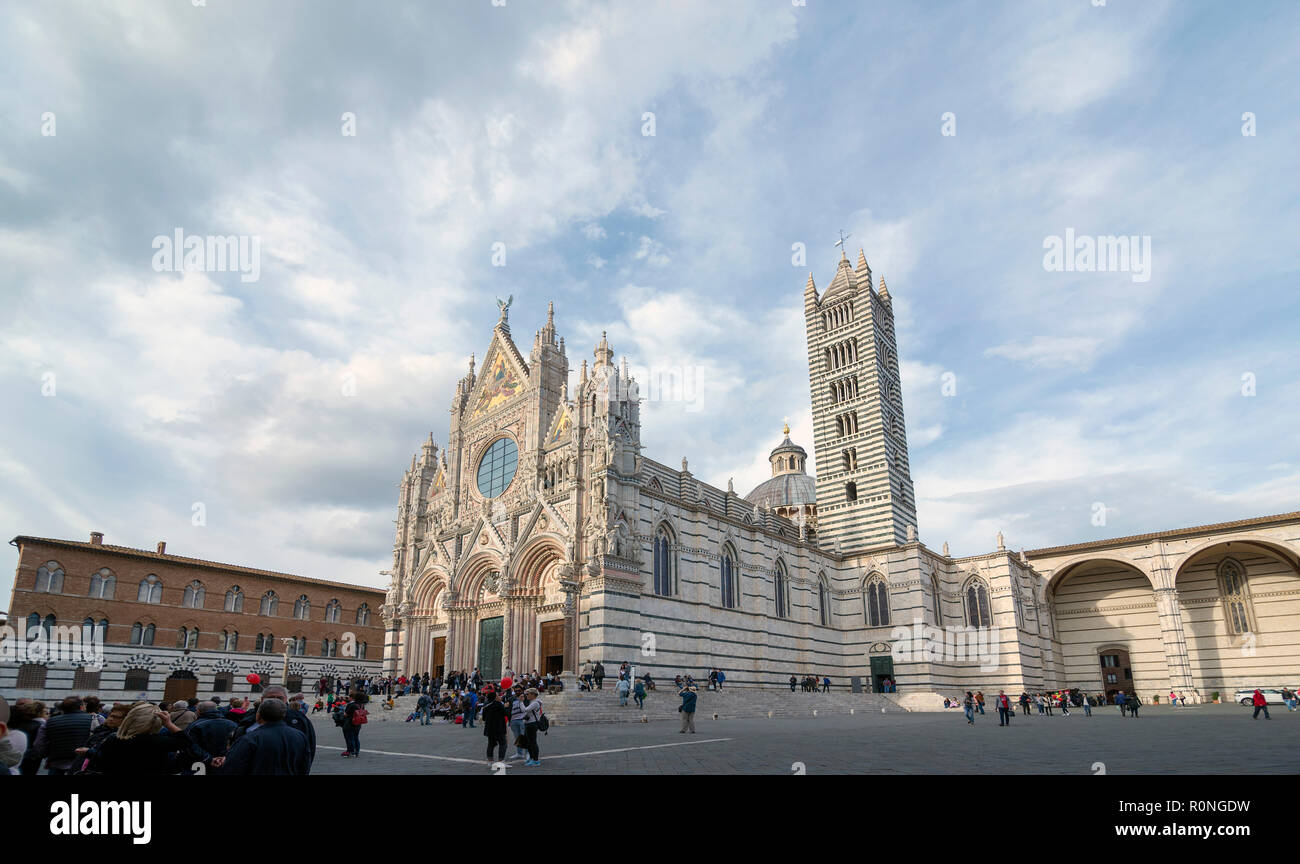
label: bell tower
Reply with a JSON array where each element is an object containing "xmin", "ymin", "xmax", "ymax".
[{"xmin": 803, "ymin": 246, "xmax": 917, "ymax": 551}]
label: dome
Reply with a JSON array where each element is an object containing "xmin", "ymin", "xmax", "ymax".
[{"xmin": 745, "ymin": 472, "xmax": 817, "ymax": 510}]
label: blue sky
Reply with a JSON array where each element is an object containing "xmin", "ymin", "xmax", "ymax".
[{"xmin": 2, "ymin": 0, "xmax": 1298, "ymax": 602}]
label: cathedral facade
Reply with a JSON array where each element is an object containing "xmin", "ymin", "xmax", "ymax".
[{"xmin": 381, "ymin": 252, "xmax": 1300, "ymax": 703}]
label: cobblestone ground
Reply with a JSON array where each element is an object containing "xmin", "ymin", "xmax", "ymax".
[{"xmin": 307, "ymin": 702, "xmax": 1298, "ymax": 775}]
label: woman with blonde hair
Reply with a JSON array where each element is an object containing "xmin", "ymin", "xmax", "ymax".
[
  {"xmin": 90, "ymin": 702, "xmax": 207, "ymax": 774},
  {"xmin": 520, "ymin": 687, "xmax": 544, "ymax": 767}
]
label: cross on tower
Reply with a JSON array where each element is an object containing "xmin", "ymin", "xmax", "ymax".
[{"xmin": 834, "ymin": 230, "xmax": 851, "ymax": 259}]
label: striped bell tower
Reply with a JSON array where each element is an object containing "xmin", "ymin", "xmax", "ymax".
[{"xmin": 803, "ymin": 247, "xmax": 917, "ymax": 551}]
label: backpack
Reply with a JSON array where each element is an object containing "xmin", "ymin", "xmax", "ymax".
[
  {"xmin": 332, "ymin": 708, "xmax": 348, "ymax": 728},
  {"xmin": 352, "ymin": 706, "xmax": 369, "ymax": 726},
  {"xmin": 537, "ymin": 709, "xmax": 549, "ymax": 734}
]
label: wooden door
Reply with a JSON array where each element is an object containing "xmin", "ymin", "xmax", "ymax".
[
  {"xmin": 432, "ymin": 637, "xmax": 446, "ymax": 678},
  {"xmin": 539, "ymin": 620, "xmax": 565, "ymax": 675},
  {"xmin": 163, "ymin": 673, "xmax": 198, "ymax": 703}
]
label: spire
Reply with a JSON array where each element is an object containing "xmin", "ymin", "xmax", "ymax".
[
  {"xmin": 805, "ymin": 272, "xmax": 816, "ymax": 294},
  {"xmin": 593, "ymin": 331, "xmax": 613, "ymax": 367},
  {"xmin": 877, "ymin": 275, "xmax": 890, "ymax": 302},
  {"xmin": 540, "ymin": 300, "xmax": 557, "ymax": 346}
]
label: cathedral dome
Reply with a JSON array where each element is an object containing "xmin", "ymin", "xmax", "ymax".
[
  {"xmin": 744, "ymin": 472, "xmax": 817, "ymax": 510},
  {"xmin": 744, "ymin": 424, "xmax": 816, "ymax": 511}
]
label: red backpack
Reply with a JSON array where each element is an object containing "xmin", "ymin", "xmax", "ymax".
[{"xmin": 352, "ymin": 705, "xmax": 369, "ymax": 725}]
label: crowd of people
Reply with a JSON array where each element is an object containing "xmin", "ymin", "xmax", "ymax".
[{"xmin": 0, "ymin": 685, "xmax": 318, "ymax": 775}]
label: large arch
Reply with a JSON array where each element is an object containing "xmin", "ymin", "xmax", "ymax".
[
  {"xmin": 1172, "ymin": 538, "xmax": 1300, "ymax": 695},
  {"xmin": 1048, "ymin": 558, "xmax": 1163, "ymax": 697},
  {"xmin": 511, "ymin": 535, "xmax": 569, "ymax": 675}
]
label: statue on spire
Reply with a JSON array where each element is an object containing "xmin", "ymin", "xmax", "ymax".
[{"xmin": 496, "ymin": 295, "xmax": 513, "ymax": 322}]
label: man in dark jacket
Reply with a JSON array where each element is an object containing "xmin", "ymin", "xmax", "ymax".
[
  {"xmin": 678, "ymin": 684, "xmax": 697, "ymax": 734},
  {"xmin": 230, "ymin": 685, "xmax": 316, "ymax": 771},
  {"xmin": 284, "ymin": 693, "xmax": 317, "ymax": 768},
  {"xmin": 32, "ymin": 696, "xmax": 93, "ymax": 774},
  {"xmin": 481, "ymin": 690, "xmax": 508, "ymax": 766},
  {"xmin": 219, "ymin": 699, "xmax": 310, "ymax": 775},
  {"xmin": 187, "ymin": 701, "xmax": 238, "ymax": 765}
]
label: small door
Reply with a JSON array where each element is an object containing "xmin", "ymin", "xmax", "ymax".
[
  {"xmin": 163, "ymin": 671, "xmax": 198, "ymax": 704},
  {"xmin": 432, "ymin": 637, "xmax": 446, "ymax": 678},
  {"xmin": 477, "ymin": 617, "xmax": 503, "ymax": 681},
  {"xmin": 869, "ymin": 656, "xmax": 894, "ymax": 693},
  {"xmin": 1099, "ymin": 648, "xmax": 1133, "ymax": 702},
  {"xmin": 539, "ymin": 620, "xmax": 565, "ymax": 675}
]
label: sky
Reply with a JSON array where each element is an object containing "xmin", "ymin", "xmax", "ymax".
[{"xmin": 2, "ymin": 0, "xmax": 1298, "ymax": 604}]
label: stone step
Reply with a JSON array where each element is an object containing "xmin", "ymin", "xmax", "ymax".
[{"xmin": 352, "ymin": 688, "xmax": 907, "ymax": 724}]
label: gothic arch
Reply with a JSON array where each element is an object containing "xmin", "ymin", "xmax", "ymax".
[
  {"xmin": 455, "ymin": 551, "xmax": 506, "ymax": 598},
  {"xmin": 514, "ymin": 535, "xmax": 567, "ymax": 593},
  {"xmin": 412, "ymin": 567, "xmax": 451, "ymax": 614}
]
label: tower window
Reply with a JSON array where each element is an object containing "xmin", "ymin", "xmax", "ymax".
[{"xmin": 845, "ymin": 482, "xmax": 857, "ymax": 502}]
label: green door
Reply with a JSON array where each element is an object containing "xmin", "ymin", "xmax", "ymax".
[
  {"xmin": 477, "ymin": 617, "xmax": 503, "ymax": 681},
  {"xmin": 870, "ymin": 656, "xmax": 895, "ymax": 693}
]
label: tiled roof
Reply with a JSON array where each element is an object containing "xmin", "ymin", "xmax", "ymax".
[
  {"xmin": 10, "ymin": 535, "xmax": 386, "ymax": 596},
  {"xmin": 1023, "ymin": 511, "xmax": 1300, "ymax": 559}
]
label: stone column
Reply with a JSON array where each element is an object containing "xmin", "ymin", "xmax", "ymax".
[
  {"xmin": 1154, "ymin": 587, "xmax": 1197, "ymax": 695},
  {"xmin": 560, "ymin": 572, "xmax": 579, "ymax": 676},
  {"xmin": 500, "ymin": 577, "xmax": 515, "ymax": 676},
  {"xmin": 442, "ymin": 602, "xmax": 459, "ymax": 673}
]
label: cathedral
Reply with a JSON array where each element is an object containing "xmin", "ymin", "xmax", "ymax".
[{"xmin": 381, "ymin": 250, "xmax": 1300, "ymax": 704}]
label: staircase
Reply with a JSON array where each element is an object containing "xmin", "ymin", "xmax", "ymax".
[
  {"xmin": 355, "ymin": 687, "xmax": 906, "ymax": 725},
  {"xmin": 541, "ymin": 686, "xmax": 905, "ymax": 726}
]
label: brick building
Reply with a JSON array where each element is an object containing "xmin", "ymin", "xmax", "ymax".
[{"xmin": 3, "ymin": 532, "xmax": 385, "ymax": 703}]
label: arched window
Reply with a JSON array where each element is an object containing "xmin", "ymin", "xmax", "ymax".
[
  {"xmin": 774, "ymin": 560, "xmax": 789, "ymax": 619},
  {"xmin": 177, "ymin": 626, "xmax": 189, "ymax": 648},
  {"xmin": 930, "ymin": 576, "xmax": 943, "ymax": 625},
  {"xmin": 1217, "ymin": 559, "xmax": 1255, "ymax": 635},
  {"xmin": 35, "ymin": 561, "xmax": 65, "ymax": 593},
  {"xmin": 221, "ymin": 630, "xmax": 238, "ymax": 651},
  {"xmin": 355, "ymin": 604, "xmax": 371, "ymax": 626},
  {"xmin": 818, "ymin": 575, "xmax": 831, "ymax": 627},
  {"xmin": 359, "ymin": 642, "xmax": 368, "ymax": 659},
  {"xmin": 225, "ymin": 586, "xmax": 244, "ymax": 613},
  {"xmin": 321, "ymin": 638, "xmax": 330, "ymax": 657},
  {"xmin": 325, "ymin": 599, "xmax": 341, "ymax": 623},
  {"xmin": 652, "ymin": 524, "xmax": 675, "ymax": 596},
  {"xmin": 260, "ymin": 591, "xmax": 278, "ymax": 616},
  {"xmin": 865, "ymin": 574, "xmax": 890, "ymax": 627},
  {"xmin": 720, "ymin": 544, "xmax": 738, "ymax": 609},
  {"xmin": 965, "ymin": 579, "xmax": 992, "ymax": 629},
  {"xmin": 131, "ymin": 622, "xmax": 155, "ymax": 646},
  {"xmin": 137, "ymin": 575, "xmax": 162, "ymax": 604},
  {"xmin": 25, "ymin": 612, "xmax": 40, "ymax": 640},
  {"xmin": 182, "ymin": 580, "xmax": 205, "ymax": 609},
  {"xmin": 265, "ymin": 633, "xmax": 275, "ymax": 653},
  {"xmin": 188, "ymin": 627, "xmax": 199, "ymax": 648},
  {"xmin": 88, "ymin": 568, "xmax": 116, "ymax": 599},
  {"xmin": 255, "ymin": 633, "xmax": 265, "ymax": 653},
  {"xmin": 294, "ymin": 636, "xmax": 306, "ymax": 656},
  {"xmin": 293, "ymin": 595, "xmax": 311, "ymax": 620}
]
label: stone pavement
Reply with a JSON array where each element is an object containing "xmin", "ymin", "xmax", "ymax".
[{"xmin": 307, "ymin": 702, "xmax": 1298, "ymax": 775}]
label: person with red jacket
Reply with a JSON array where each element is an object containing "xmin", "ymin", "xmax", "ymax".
[
  {"xmin": 996, "ymin": 690, "xmax": 1012, "ymax": 726},
  {"xmin": 1251, "ymin": 689, "xmax": 1271, "ymax": 720}
]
